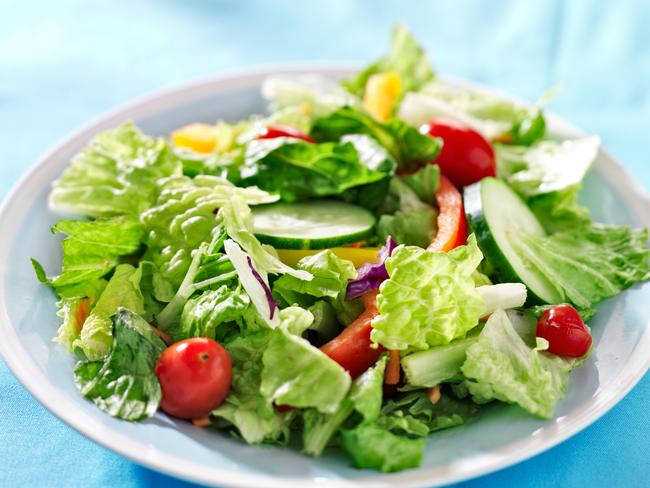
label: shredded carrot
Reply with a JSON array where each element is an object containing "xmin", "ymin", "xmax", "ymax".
[
  {"xmin": 75, "ymin": 298, "xmax": 90, "ymax": 333},
  {"xmin": 494, "ymin": 133, "xmax": 514, "ymax": 144},
  {"xmin": 343, "ymin": 241, "xmax": 366, "ymax": 248},
  {"xmin": 427, "ymin": 385, "xmax": 441, "ymax": 405},
  {"xmin": 192, "ymin": 417, "xmax": 211, "ymax": 427},
  {"xmin": 150, "ymin": 325, "xmax": 172, "ymax": 346},
  {"xmin": 385, "ymin": 349, "xmax": 401, "ymax": 385}
]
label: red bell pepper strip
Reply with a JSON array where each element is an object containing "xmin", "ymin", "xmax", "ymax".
[{"xmin": 428, "ymin": 174, "xmax": 468, "ymax": 252}]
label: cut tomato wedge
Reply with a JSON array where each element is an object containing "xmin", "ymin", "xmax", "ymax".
[
  {"xmin": 428, "ymin": 174, "xmax": 468, "ymax": 252},
  {"xmin": 320, "ymin": 290, "xmax": 384, "ymax": 379}
]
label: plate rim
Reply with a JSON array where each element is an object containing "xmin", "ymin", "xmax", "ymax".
[{"xmin": 0, "ymin": 63, "xmax": 649, "ymax": 488}]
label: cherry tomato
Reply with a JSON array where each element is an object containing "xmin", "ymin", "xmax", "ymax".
[
  {"xmin": 428, "ymin": 174, "xmax": 468, "ymax": 252},
  {"xmin": 536, "ymin": 304, "xmax": 592, "ymax": 357},
  {"xmin": 320, "ymin": 290, "xmax": 384, "ymax": 378},
  {"xmin": 422, "ymin": 119, "xmax": 496, "ymax": 187},
  {"xmin": 155, "ymin": 338, "xmax": 232, "ymax": 419},
  {"xmin": 257, "ymin": 124, "xmax": 315, "ymax": 143}
]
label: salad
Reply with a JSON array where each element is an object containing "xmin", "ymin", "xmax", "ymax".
[{"xmin": 33, "ymin": 25, "xmax": 650, "ymax": 473}]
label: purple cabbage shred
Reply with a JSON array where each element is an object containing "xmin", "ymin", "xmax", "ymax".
[
  {"xmin": 246, "ymin": 256, "xmax": 279, "ymax": 319},
  {"xmin": 345, "ymin": 236, "xmax": 397, "ymax": 300}
]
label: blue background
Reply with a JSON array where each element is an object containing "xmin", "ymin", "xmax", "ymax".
[{"xmin": 1, "ymin": 1, "xmax": 649, "ymax": 486}]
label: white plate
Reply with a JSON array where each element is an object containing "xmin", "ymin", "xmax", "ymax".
[{"xmin": 1, "ymin": 65, "xmax": 649, "ymax": 488}]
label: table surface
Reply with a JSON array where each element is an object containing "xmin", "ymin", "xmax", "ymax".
[{"xmin": 1, "ymin": 1, "xmax": 649, "ymax": 486}]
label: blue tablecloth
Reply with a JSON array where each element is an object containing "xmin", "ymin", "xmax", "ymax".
[{"xmin": 1, "ymin": 1, "xmax": 649, "ymax": 486}]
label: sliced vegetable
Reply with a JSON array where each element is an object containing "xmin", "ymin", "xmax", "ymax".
[
  {"xmin": 346, "ymin": 236, "xmax": 397, "ymax": 300},
  {"xmin": 258, "ymin": 124, "xmax": 316, "ymax": 143},
  {"xmin": 171, "ymin": 123, "xmax": 220, "ymax": 153},
  {"xmin": 276, "ymin": 247, "xmax": 380, "ymax": 268},
  {"xmin": 536, "ymin": 304, "xmax": 592, "ymax": 357},
  {"xmin": 321, "ymin": 291, "xmax": 384, "ymax": 378},
  {"xmin": 428, "ymin": 174, "xmax": 467, "ymax": 252},
  {"xmin": 464, "ymin": 177, "xmax": 562, "ymax": 304},
  {"xmin": 252, "ymin": 200, "xmax": 376, "ymax": 250},
  {"xmin": 363, "ymin": 72, "xmax": 402, "ymax": 121}
]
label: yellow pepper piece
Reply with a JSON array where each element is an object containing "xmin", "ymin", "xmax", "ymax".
[
  {"xmin": 276, "ymin": 247, "xmax": 380, "ymax": 268},
  {"xmin": 171, "ymin": 123, "xmax": 219, "ymax": 153},
  {"xmin": 363, "ymin": 72, "xmax": 402, "ymax": 121}
]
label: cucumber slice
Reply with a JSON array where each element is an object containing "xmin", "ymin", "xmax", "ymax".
[
  {"xmin": 252, "ymin": 200, "xmax": 376, "ymax": 250},
  {"xmin": 464, "ymin": 177, "xmax": 562, "ymax": 304}
]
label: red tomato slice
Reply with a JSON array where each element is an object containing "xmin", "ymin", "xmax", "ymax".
[
  {"xmin": 320, "ymin": 290, "xmax": 384, "ymax": 379},
  {"xmin": 257, "ymin": 124, "xmax": 315, "ymax": 143},
  {"xmin": 428, "ymin": 174, "xmax": 468, "ymax": 252}
]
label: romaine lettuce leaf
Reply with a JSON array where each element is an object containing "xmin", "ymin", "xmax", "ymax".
[
  {"xmin": 261, "ymin": 327, "xmax": 351, "ymax": 413},
  {"xmin": 53, "ymin": 279, "xmax": 107, "ymax": 353},
  {"xmin": 262, "ymin": 75, "xmax": 359, "ymax": 118},
  {"xmin": 241, "ymin": 138, "xmax": 387, "ymax": 202},
  {"xmin": 211, "ymin": 329, "xmax": 293, "ymax": 444},
  {"xmin": 302, "ymin": 355, "xmax": 387, "ymax": 456},
  {"xmin": 177, "ymin": 284, "xmax": 250, "ymax": 341},
  {"xmin": 141, "ymin": 175, "xmax": 277, "ymax": 300},
  {"xmin": 342, "ymin": 24, "xmax": 434, "ymax": 97},
  {"xmin": 49, "ymin": 122, "xmax": 182, "ymax": 217},
  {"xmin": 74, "ymin": 308, "xmax": 166, "ymax": 421},
  {"xmin": 311, "ymin": 106, "xmax": 441, "ymax": 171},
  {"xmin": 378, "ymin": 390, "xmax": 478, "ymax": 437},
  {"xmin": 340, "ymin": 423, "xmax": 424, "ymax": 473},
  {"xmin": 371, "ymin": 235, "xmax": 486, "ymax": 350},
  {"xmin": 512, "ymin": 224, "xmax": 650, "ymax": 308},
  {"xmin": 377, "ymin": 177, "xmax": 437, "ymax": 247},
  {"xmin": 273, "ymin": 250, "xmax": 357, "ymax": 307},
  {"xmin": 32, "ymin": 216, "xmax": 144, "ymax": 289},
  {"xmin": 73, "ymin": 264, "xmax": 145, "ymax": 360},
  {"xmin": 460, "ymin": 309, "xmax": 580, "ymax": 418},
  {"xmin": 401, "ymin": 163, "xmax": 440, "ymax": 205}
]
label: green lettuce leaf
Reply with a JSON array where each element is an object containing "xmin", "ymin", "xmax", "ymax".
[
  {"xmin": 401, "ymin": 164, "xmax": 440, "ymax": 205},
  {"xmin": 211, "ymin": 330, "xmax": 292, "ymax": 445},
  {"xmin": 512, "ymin": 224, "xmax": 650, "ymax": 308},
  {"xmin": 378, "ymin": 390, "xmax": 478, "ymax": 437},
  {"xmin": 261, "ymin": 327, "xmax": 351, "ymax": 413},
  {"xmin": 176, "ymin": 283, "xmax": 250, "ymax": 341},
  {"xmin": 73, "ymin": 264, "xmax": 145, "ymax": 360},
  {"xmin": 74, "ymin": 308, "xmax": 166, "ymax": 421},
  {"xmin": 273, "ymin": 250, "xmax": 357, "ymax": 307},
  {"xmin": 141, "ymin": 174, "xmax": 277, "ymax": 299},
  {"xmin": 377, "ymin": 177, "xmax": 437, "ymax": 247},
  {"xmin": 311, "ymin": 106, "xmax": 441, "ymax": 172},
  {"xmin": 49, "ymin": 122, "xmax": 181, "ymax": 217},
  {"xmin": 497, "ymin": 137, "xmax": 599, "ymax": 231},
  {"xmin": 53, "ymin": 279, "xmax": 108, "ymax": 353},
  {"xmin": 306, "ymin": 300, "xmax": 340, "ymax": 344},
  {"xmin": 32, "ymin": 216, "xmax": 144, "ymax": 289},
  {"xmin": 342, "ymin": 23, "xmax": 434, "ymax": 97},
  {"xmin": 340, "ymin": 423, "xmax": 424, "ymax": 473},
  {"xmin": 372, "ymin": 235, "xmax": 486, "ymax": 350},
  {"xmin": 302, "ymin": 355, "xmax": 387, "ymax": 456},
  {"xmin": 262, "ymin": 75, "xmax": 359, "ymax": 118},
  {"xmin": 241, "ymin": 138, "xmax": 387, "ymax": 202},
  {"xmin": 460, "ymin": 309, "xmax": 578, "ymax": 418}
]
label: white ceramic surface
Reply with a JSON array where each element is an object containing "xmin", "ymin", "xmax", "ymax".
[{"xmin": 0, "ymin": 65, "xmax": 649, "ymax": 488}]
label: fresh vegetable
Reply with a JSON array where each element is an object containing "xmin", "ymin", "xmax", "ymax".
[
  {"xmin": 536, "ymin": 304, "xmax": 592, "ymax": 357},
  {"xmin": 422, "ymin": 119, "xmax": 496, "ymax": 188},
  {"xmin": 74, "ymin": 309, "xmax": 166, "ymax": 421},
  {"xmin": 257, "ymin": 124, "xmax": 316, "ymax": 143},
  {"xmin": 155, "ymin": 338, "xmax": 232, "ymax": 419},
  {"xmin": 428, "ymin": 174, "xmax": 468, "ymax": 252},
  {"xmin": 363, "ymin": 72, "xmax": 402, "ymax": 121},
  {"xmin": 347, "ymin": 236, "xmax": 397, "ymax": 300},
  {"xmin": 372, "ymin": 236, "xmax": 486, "ymax": 350},
  {"xmin": 252, "ymin": 200, "xmax": 376, "ymax": 250},
  {"xmin": 321, "ymin": 291, "xmax": 384, "ymax": 378},
  {"xmin": 276, "ymin": 247, "xmax": 380, "ymax": 268},
  {"xmin": 464, "ymin": 177, "xmax": 562, "ymax": 304},
  {"xmin": 172, "ymin": 123, "xmax": 220, "ymax": 153}
]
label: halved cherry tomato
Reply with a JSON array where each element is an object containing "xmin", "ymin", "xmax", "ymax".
[
  {"xmin": 155, "ymin": 338, "xmax": 232, "ymax": 419},
  {"xmin": 536, "ymin": 304, "xmax": 592, "ymax": 357},
  {"xmin": 422, "ymin": 119, "xmax": 496, "ymax": 188},
  {"xmin": 257, "ymin": 124, "xmax": 315, "ymax": 143},
  {"xmin": 428, "ymin": 174, "xmax": 468, "ymax": 252},
  {"xmin": 320, "ymin": 290, "xmax": 384, "ymax": 378}
]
